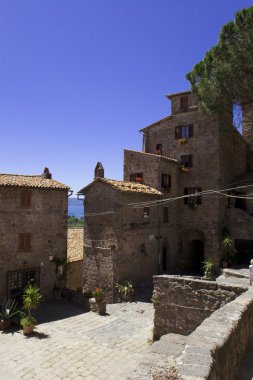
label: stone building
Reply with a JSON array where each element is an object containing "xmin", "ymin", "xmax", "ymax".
[
  {"xmin": 0, "ymin": 168, "xmax": 70, "ymax": 303},
  {"xmin": 66, "ymin": 227, "xmax": 84, "ymax": 291},
  {"xmin": 79, "ymin": 90, "xmax": 253, "ymax": 301}
]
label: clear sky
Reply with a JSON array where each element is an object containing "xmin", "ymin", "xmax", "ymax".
[{"xmin": 1, "ymin": 0, "xmax": 252, "ymax": 195}]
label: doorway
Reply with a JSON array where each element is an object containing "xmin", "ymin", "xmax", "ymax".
[{"xmin": 188, "ymin": 240, "xmax": 205, "ymax": 275}]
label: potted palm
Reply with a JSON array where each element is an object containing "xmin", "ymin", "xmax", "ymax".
[
  {"xmin": 20, "ymin": 284, "xmax": 42, "ymax": 335},
  {"xmin": 202, "ymin": 258, "xmax": 214, "ymax": 279},
  {"xmin": 222, "ymin": 231, "xmax": 236, "ymax": 268}
]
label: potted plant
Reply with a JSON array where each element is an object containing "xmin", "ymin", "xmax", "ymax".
[
  {"xmin": 222, "ymin": 230, "xmax": 237, "ymax": 268},
  {"xmin": 20, "ymin": 316, "xmax": 37, "ymax": 335},
  {"xmin": 0, "ymin": 298, "xmax": 20, "ymax": 330},
  {"xmin": 180, "ymin": 166, "xmax": 190, "ymax": 173},
  {"xmin": 188, "ymin": 199, "xmax": 198, "ymax": 209},
  {"xmin": 92, "ymin": 288, "xmax": 106, "ymax": 315},
  {"xmin": 92, "ymin": 287, "xmax": 105, "ymax": 302},
  {"xmin": 21, "ymin": 284, "xmax": 42, "ymax": 335},
  {"xmin": 202, "ymin": 258, "xmax": 214, "ymax": 278},
  {"xmin": 178, "ymin": 138, "xmax": 188, "ymax": 145},
  {"xmin": 116, "ymin": 281, "xmax": 134, "ymax": 302}
]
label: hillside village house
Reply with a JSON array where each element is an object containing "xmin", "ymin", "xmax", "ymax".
[
  {"xmin": 79, "ymin": 90, "xmax": 253, "ymax": 302},
  {"xmin": 0, "ymin": 168, "xmax": 70, "ymax": 303}
]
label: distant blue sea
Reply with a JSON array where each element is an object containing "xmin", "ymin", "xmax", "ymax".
[{"xmin": 68, "ymin": 198, "xmax": 84, "ymax": 218}]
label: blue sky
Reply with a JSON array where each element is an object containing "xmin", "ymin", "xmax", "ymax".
[{"xmin": 0, "ymin": 1, "xmax": 252, "ymax": 195}]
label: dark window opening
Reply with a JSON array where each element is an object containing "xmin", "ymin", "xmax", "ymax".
[
  {"xmin": 184, "ymin": 188, "xmax": 202, "ymax": 206},
  {"xmin": 140, "ymin": 244, "xmax": 147, "ymax": 256},
  {"xmin": 175, "ymin": 125, "xmax": 193, "ymax": 139},
  {"xmin": 163, "ymin": 207, "xmax": 169, "ymax": 223},
  {"xmin": 21, "ymin": 190, "xmax": 31, "ymax": 208},
  {"xmin": 180, "ymin": 96, "xmax": 189, "ymax": 112},
  {"xmin": 162, "ymin": 174, "xmax": 171, "ymax": 192},
  {"xmin": 18, "ymin": 233, "xmax": 31, "ymax": 252},
  {"xmin": 235, "ymin": 192, "xmax": 247, "ymax": 211},
  {"xmin": 180, "ymin": 155, "xmax": 193, "ymax": 168},
  {"xmin": 130, "ymin": 173, "xmax": 143, "ymax": 184},
  {"xmin": 156, "ymin": 144, "xmax": 162, "ymax": 155}
]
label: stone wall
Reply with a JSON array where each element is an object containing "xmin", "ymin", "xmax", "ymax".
[
  {"xmin": 177, "ymin": 287, "xmax": 253, "ymax": 380},
  {"xmin": 0, "ymin": 187, "xmax": 68, "ymax": 301},
  {"xmin": 153, "ymin": 275, "xmax": 245, "ymax": 339}
]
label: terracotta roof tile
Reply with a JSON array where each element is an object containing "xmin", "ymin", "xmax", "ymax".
[
  {"xmin": 0, "ymin": 174, "xmax": 69, "ymax": 190},
  {"xmin": 67, "ymin": 228, "xmax": 84, "ymax": 262},
  {"xmin": 79, "ymin": 177, "xmax": 162, "ymax": 196}
]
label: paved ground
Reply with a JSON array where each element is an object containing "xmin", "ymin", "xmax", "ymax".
[{"xmin": 0, "ymin": 300, "xmax": 154, "ymax": 380}]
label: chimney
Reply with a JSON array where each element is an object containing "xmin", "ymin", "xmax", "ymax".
[
  {"xmin": 94, "ymin": 162, "xmax": 104, "ymax": 179},
  {"xmin": 41, "ymin": 167, "xmax": 52, "ymax": 179},
  {"xmin": 243, "ymin": 104, "xmax": 253, "ymax": 147}
]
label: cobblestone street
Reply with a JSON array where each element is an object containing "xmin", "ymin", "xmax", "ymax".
[{"xmin": 0, "ymin": 300, "xmax": 154, "ymax": 380}]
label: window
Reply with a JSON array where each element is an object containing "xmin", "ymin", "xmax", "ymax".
[
  {"xmin": 184, "ymin": 188, "xmax": 202, "ymax": 206},
  {"xmin": 180, "ymin": 96, "xmax": 189, "ymax": 112},
  {"xmin": 18, "ymin": 233, "xmax": 31, "ymax": 252},
  {"xmin": 163, "ymin": 207, "xmax": 169, "ymax": 223},
  {"xmin": 180, "ymin": 155, "xmax": 193, "ymax": 168},
  {"xmin": 130, "ymin": 173, "xmax": 143, "ymax": 183},
  {"xmin": 175, "ymin": 125, "xmax": 193, "ymax": 139},
  {"xmin": 161, "ymin": 174, "xmax": 171, "ymax": 192},
  {"xmin": 20, "ymin": 190, "xmax": 31, "ymax": 208},
  {"xmin": 156, "ymin": 144, "xmax": 162, "ymax": 155}
]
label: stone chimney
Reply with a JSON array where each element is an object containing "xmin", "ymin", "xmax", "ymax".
[
  {"xmin": 41, "ymin": 167, "xmax": 52, "ymax": 179},
  {"xmin": 242, "ymin": 104, "xmax": 253, "ymax": 170},
  {"xmin": 243, "ymin": 104, "xmax": 253, "ymax": 147},
  {"xmin": 94, "ymin": 162, "xmax": 104, "ymax": 179}
]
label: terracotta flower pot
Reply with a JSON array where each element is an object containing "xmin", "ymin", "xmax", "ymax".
[
  {"xmin": 0, "ymin": 319, "xmax": 11, "ymax": 330},
  {"xmin": 23, "ymin": 325, "xmax": 34, "ymax": 335}
]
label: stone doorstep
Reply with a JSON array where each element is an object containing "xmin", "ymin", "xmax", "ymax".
[{"xmin": 223, "ymin": 268, "xmax": 249, "ymax": 279}]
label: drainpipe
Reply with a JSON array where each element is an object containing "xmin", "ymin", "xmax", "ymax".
[{"xmin": 68, "ymin": 190, "xmax": 73, "ymax": 198}]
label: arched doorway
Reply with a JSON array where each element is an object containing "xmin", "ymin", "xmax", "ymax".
[{"xmin": 189, "ymin": 240, "xmax": 205, "ymax": 275}]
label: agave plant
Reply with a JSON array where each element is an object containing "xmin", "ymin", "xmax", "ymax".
[{"xmin": 0, "ymin": 299, "xmax": 20, "ymax": 321}]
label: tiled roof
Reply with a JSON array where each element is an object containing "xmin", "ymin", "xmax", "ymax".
[
  {"xmin": 0, "ymin": 174, "xmax": 69, "ymax": 190},
  {"xmin": 125, "ymin": 149, "xmax": 178, "ymax": 163},
  {"xmin": 140, "ymin": 116, "xmax": 171, "ymax": 132},
  {"xmin": 166, "ymin": 90, "xmax": 191, "ymax": 99},
  {"xmin": 78, "ymin": 177, "xmax": 162, "ymax": 196},
  {"xmin": 67, "ymin": 228, "xmax": 84, "ymax": 262}
]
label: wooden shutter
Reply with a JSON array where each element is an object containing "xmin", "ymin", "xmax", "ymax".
[
  {"xmin": 175, "ymin": 126, "xmax": 181, "ymax": 139},
  {"xmin": 25, "ymin": 234, "xmax": 31, "ymax": 251},
  {"xmin": 188, "ymin": 124, "xmax": 194, "ymax": 138},
  {"xmin": 19, "ymin": 234, "xmax": 25, "ymax": 251},
  {"xmin": 184, "ymin": 188, "xmax": 188, "ymax": 204},
  {"xmin": 21, "ymin": 191, "xmax": 31, "ymax": 208}
]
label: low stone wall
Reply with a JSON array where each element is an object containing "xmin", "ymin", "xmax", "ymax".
[
  {"xmin": 153, "ymin": 275, "xmax": 245, "ymax": 339},
  {"xmin": 177, "ymin": 287, "xmax": 253, "ymax": 380}
]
